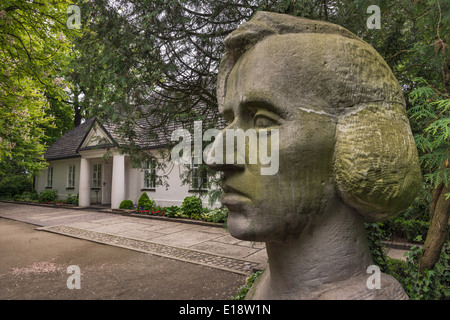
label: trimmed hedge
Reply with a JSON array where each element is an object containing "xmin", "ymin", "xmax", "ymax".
[
  {"xmin": 119, "ymin": 199, "xmax": 134, "ymax": 210},
  {"xmin": 137, "ymin": 192, "xmax": 155, "ymax": 210}
]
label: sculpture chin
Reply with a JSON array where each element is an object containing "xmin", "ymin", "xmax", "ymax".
[{"xmin": 221, "ymin": 193, "xmax": 259, "ymax": 241}]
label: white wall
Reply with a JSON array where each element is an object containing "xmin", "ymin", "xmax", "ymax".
[
  {"xmin": 125, "ymin": 149, "xmax": 220, "ymax": 209},
  {"xmin": 35, "ymin": 148, "xmax": 222, "ymax": 208},
  {"xmin": 35, "ymin": 158, "xmax": 81, "ymax": 201}
]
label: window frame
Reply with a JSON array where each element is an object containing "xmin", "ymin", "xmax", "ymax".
[
  {"xmin": 92, "ymin": 163, "xmax": 102, "ymax": 189},
  {"xmin": 67, "ymin": 165, "xmax": 76, "ymax": 188},
  {"xmin": 143, "ymin": 159, "xmax": 157, "ymax": 190},
  {"xmin": 46, "ymin": 166, "xmax": 53, "ymax": 188},
  {"xmin": 190, "ymin": 157, "xmax": 208, "ymax": 191}
]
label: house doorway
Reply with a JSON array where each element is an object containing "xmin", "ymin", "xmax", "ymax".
[
  {"xmin": 102, "ymin": 160, "xmax": 112, "ymax": 205},
  {"xmin": 90, "ymin": 160, "xmax": 112, "ymax": 205}
]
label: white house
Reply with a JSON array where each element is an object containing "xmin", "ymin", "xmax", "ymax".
[{"xmin": 34, "ymin": 117, "xmax": 216, "ymax": 209}]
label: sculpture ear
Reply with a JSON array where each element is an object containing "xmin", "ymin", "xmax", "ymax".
[{"xmin": 333, "ymin": 103, "xmax": 422, "ymax": 222}]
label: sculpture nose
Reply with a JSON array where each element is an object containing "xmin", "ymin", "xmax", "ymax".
[{"xmin": 205, "ymin": 128, "xmax": 245, "ymax": 173}]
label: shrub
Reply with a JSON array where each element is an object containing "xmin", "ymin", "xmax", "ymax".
[
  {"xmin": 181, "ymin": 196, "xmax": 203, "ymax": 219},
  {"xmin": 390, "ymin": 242, "xmax": 450, "ymax": 300},
  {"xmin": 119, "ymin": 200, "xmax": 134, "ymax": 210},
  {"xmin": 0, "ymin": 192, "xmax": 12, "ymax": 200},
  {"xmin": 174, "ymin": 210, "xmax": 189, "ymax": 219},
  {"xmin": 0, "ymin": 174, "xmax": 33, "ymax": 197},
  {"xmin": 137, "ymin": 192, "xmax": 155, "ymax": 210},
  {"xmin": 38, "ymin": 190, "xmax": 58, "ymax": 203},
  {"xmin": 164, "ymin": 205, "xmax": 180, "ymax": 217},
  {"xmin": 383, "ymin": 217, "xmax": 429, "ymax": 243},
  {"xmin": 29, "ymin": 190, "xmax": 39, "ymax": 201},
  {"xmin": 202, "ymin": 207, "xmax": 229, "ymax": 224},
  {"xmin": 64, "ymin": 193, "xmax": 78, "ymax": 205},
  {"xmin": 15, "ymin": 190, "xmax": 39, "ymax": 202},
  {"xmin": 22, "ymin": 191, "xmax": 32, "ymax": 200}
]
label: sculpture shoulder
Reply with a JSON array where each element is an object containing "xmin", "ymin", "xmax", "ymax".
[
  {"xmin": 245, "ymin": 269, "xmax": 409, "ymax": 300},
  {"xmin": 317, "ymin": 272, "xmax": 409, "ymax": 300}
]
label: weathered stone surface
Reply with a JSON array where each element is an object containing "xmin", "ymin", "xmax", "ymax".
[
  {"xmin": 212, "ymin": 11, "xmax": 421, "ymax": 300},
  {"xmin": 335, "ymin": 103, "xmax": 422, "ymax": 221}
]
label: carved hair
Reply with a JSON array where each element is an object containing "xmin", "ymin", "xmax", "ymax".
[{"xmin": 218, "ymin": 11, "xmax": 422, "ymax": 221}]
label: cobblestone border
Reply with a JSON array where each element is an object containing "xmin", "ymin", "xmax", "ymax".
[{"xmin": 38, "ymin": 225, "xmax": 260, "ymax": 275}]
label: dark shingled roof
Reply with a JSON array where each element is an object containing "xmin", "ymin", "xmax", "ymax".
[
  {"xmin": 44, "ymin": 117, "xmax": 96, "ymax": 161},
  {"xmin": 44, "ymin": 112, "xmax": 226, "ymax": 161}
]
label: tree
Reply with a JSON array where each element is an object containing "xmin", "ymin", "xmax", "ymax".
[
  {"xmin": 277, "ymin": 0, "xmax": 450, "ymax": 272},
  {"xmin": 410, "ymin": 78, "xmax": 450, "ymax": 272},
  {"xmin": 0, "ymin": 0, "xmax": 77, "ymax": 177},
  {"xmin": 70, "ymin": 0, "xmax": 256, "ymax": 136},
  {"xmin": 72, "ymin": 1, "xmax": 448, "ymax": 265}
]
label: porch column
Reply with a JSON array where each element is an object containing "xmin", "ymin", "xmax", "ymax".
[
  {"xmin": 111, "ymin": 154, "xmax": 125, "ymax": 209},
  {"xmin": 79, "ymin": 157, "xmax": 91, "ymax": 207}
]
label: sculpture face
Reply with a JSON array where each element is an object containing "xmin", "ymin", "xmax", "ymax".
[
  {"xmin": 211, "ymin": 12, "xmax": 419, "ymax": 300},
  {"xmin": 219, "ymin": 34, "xmax": 337, "ymax": 242}
]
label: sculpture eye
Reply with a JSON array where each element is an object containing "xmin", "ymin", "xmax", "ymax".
[{"xmin": 253, "ymin": 111, "xmax": 279, "ymax": 128}]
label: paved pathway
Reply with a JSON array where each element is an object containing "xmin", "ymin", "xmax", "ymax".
[{"xmin": 0, "ymin": 202, "xmax": 267, "ymax": 275}]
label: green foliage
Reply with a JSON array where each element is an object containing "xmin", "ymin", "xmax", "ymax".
[
  {"xmin": 0, "ymin": 173, "xmax": 33, "ymax": 197},
  {"xmin": 64, "ymin": 193, "xmax": 78, "ymax": 206},
  {"xmin": 119, "ymin": 199, "xmax": 134, "ymax": 210},
  {"xmin": 181, "ymin": 196, "xmax": 203, "ymax": 220},
  {"xmin": 367, "ymin": 222, "xmax": 449, "ymax": 300},
  {"xmin": 38, "ymin": 190, "xmax": 58, "ymax": 203},
  {"xmin": 13, "ymin": 190, "xmax": 39, "ymax": 202},
  {"xmin": 409, "ymin": 78, "xmax": 450, "ymax": 188},
  {"xmin": 137, "ymin": 192, "xmax": 155, "ymax": 210},
  {"xmin": 0, "ymin": 1, "xmax": 79, "ymax": 176},
  {"xmin": 174, "ymin": 211, "xmax": 189, "ymax": 219},
  {"xmin": 22, "ymin": 190, "xmax": 39, "ymax": 201},
  {"xmin": 164, "ymin": 205, "xmax": 180, "ymax": 218},
  {"xmin": 365, "ymin": 223, "xmax": 390, "ymax": 273},
  {"xmin": 383, "ymin": 217, "xmax": 429, "ymax": 243},
  {"xmin": 231, "ymin": 270, "xmax": 263, "ymax": 300},
  {"xmin": 392, "ymin": 242, "xmax": 450, "ymax": 300},
  {"xmin": 201, "ymin": 207, "xmax": 228, "ymax": 224}
]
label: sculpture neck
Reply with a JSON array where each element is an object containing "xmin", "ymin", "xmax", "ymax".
[{"xmin": 262, "ymin": 197, "xmax": 373, "ymax": 299}]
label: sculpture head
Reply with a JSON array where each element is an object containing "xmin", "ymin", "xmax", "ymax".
[{"xmin": 211, "ymin": 12, "xmax": 421, "ymax": 243}]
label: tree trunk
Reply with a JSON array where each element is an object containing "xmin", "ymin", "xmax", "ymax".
[
  {"xmin": 74, "ymin": 105, "xmax": 82, "ymax": 127},
  {"xmin": 73, "ymin": 89, "xmax": 82, "ymax": 127},
  {"xmin": 419, "ymin": 182, "xmax": 450, "ymax": 272},
  {"xmin": 418, "ymin": 56, "xmax": 450, "ymax": 272}
]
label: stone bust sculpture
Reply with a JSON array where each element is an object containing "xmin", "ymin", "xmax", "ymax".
[{"xmin": 208, "ymin": 12, "xmax": 422, "ymax": 300}]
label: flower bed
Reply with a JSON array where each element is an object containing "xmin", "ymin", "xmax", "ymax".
[
  {"xmin": 119, "ymin": 194, "xmax": 228, "ymax": 225},
  {"xmin": 135, "ymin": 209, "xmax": 166, "ymax": 216}
]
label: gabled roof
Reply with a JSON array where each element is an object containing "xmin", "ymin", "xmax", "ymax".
[
  {"xmin": 44, "ymin": 117, "xmax": 96, "ymax": 161},
  {"xmin": 78, "ymin": 120, "xmax": 116, "ymax": 152},
  {"xmin": 44, "ymin": 112, "xmax": 226, "ymax": 161}
]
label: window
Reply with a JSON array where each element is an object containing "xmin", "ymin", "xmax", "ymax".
[
  {"xmin": 67, "ymin": 165, "xmax": 76, "ymax": 188},
  {"xmin": 144, "ymin": 160, "xmax": 157, "ymax": 189},
  {"xmin": 47, "ymin": 166, "xmax": 53, "ymax": 188},
  {"xmin": 92, "ymin": 163, "xmax": 102, "ymax": 188},
  {"xmin": 191, "ymin": 157, "xmax": 207, "ymax": 190}
]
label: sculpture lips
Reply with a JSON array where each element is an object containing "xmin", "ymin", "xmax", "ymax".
[
  {"xmin": 222, "ymin": 184, "xmax": 249, "ymax": 197},
  {"xmin": 221, "ymin": 185, "xmax": 252, "ymax": 207}
]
